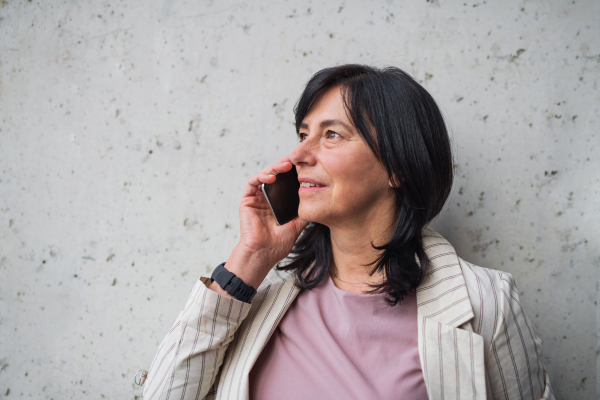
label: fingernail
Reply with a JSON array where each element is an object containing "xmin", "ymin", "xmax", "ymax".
[{"xmin": 269, "ymin": 173, "xmax": 278, "ymax": 176}]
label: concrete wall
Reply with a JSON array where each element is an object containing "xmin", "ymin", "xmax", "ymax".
[{"xmin": 0, "ymin": 0, "xmax": 598, "ymax": 398}]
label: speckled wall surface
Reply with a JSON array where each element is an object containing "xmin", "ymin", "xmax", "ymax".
[{"xmin": 0, "ymin": 0, "xmax": 597, "ymax": 398}]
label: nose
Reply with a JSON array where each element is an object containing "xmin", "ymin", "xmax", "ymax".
[{"xmin": 288, "ymin": 136, "xmax": 317, "ymax": 167}]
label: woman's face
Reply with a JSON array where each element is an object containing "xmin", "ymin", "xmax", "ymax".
[{"xmin": 288, "ymin": 86, "xmax": 396, "ymax": 229}]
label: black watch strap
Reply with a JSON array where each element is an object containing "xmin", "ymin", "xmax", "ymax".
[{"xmin": 210, "ymin": 262, "xmax": 257, "ymax": 303}]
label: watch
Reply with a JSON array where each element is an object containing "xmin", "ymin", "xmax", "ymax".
[{"xmin": 210, "ymin": 262, "xmax": 257, "ymax": 303}]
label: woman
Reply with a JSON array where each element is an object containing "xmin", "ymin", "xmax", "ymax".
[{"xmin": 137, "ymin": 65, "xmax": 553, "ymax": 400}]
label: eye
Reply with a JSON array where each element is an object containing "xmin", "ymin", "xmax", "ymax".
[
  {"xmin": 326, "ymin": 130, "xmax": 340, "ymax": 139},
  {"xmin": 298, "ymin": 132, "xmax": 307, "ymax": 142}
]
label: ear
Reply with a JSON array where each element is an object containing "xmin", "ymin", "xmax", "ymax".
[{"xmin": 388, "ymin": 173, "xmax": 403, "ymax": 188}]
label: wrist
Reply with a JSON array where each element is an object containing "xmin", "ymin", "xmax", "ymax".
[
  {"xmin": 225, "ymin": 244, "xmax": 275, "ymax": 289},
  {"xmin": 208, "ymin": 279, "xmax": 236, "ymax": 299},
  {"xmin": 210, "ymin": 262, "xmax": 257, "ymax": 303}
]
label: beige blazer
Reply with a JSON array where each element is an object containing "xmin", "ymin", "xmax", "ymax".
[{"xmin": 140, "ymin": 228, "xmax": 554, "ymax": 400}]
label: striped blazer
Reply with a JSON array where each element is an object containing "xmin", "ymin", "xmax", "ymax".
[{"xmin": 140, "ymin": 228, "xmax": 554, "ymax": 400}]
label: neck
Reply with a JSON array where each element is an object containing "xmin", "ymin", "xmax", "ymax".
[{"xmin": 327, "ymin": 203, "xmax": 397, "ymax": 294}]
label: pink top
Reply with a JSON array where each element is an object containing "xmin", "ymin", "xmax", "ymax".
[{"xmin": 249, "ymin": 273, "xmax": 428, "ymax": 400}]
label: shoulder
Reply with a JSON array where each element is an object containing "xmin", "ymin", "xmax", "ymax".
[
  {"xmin": 458, "ymin": 257, "xmax": 520, "ymax": 337},
  {"xmin": 459, "ymin": 257, "xmax": 516, "ymax": 295}
]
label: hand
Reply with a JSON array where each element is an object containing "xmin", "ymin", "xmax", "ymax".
[{"xmin": 217, "ymin": 156, "xmax": 308, "ymax": 291}]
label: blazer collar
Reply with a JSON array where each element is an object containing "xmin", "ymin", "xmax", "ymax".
[
  {"xmin": 273, "ymin": 228, "xmax": 474, "ymax": 328},
  {"xmin": 417, "ymin": 227, "xmax": 474, "ymax": 328}
]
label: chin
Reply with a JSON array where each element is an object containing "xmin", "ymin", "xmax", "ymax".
[
  {"xmin": 298, "ymin": 204, "xmax": 332, "ymax": 227},
  {"xmin": 298, "ymin": 206, "xmax": 322, "ymax": 225}
]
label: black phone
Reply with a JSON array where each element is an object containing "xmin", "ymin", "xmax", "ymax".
[{"xmin": 261, "ymin": 165, "xmax": 300, "ymax": 225}]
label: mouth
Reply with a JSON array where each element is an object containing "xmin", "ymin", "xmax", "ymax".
[
  {"xmin": 300, "ymin": 182, "xmax": 322, "ymax": 188},
  {"xmin": 298, "ymin": 178, "xmax": 327, "ymax": 192}
]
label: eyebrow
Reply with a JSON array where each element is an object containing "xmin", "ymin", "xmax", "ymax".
[{"xmin": 299, "ymin": 119, "xmax": 353, "ymax": 132}]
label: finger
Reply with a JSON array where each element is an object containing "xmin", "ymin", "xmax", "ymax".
[
  {"xmin": 244, "ymin": 161, "xmax": 293, "ymax": 198},
  {"xmin": 297, "ymin": 217, "xmax": 310, "ymax": 231},
  {"xmin": 290, "ymin": 216, "xmax": 309, "ymax": 235},
  {"xmin": 261, "ymin": 161, "xmax": 293, "ymax": 176},
  {"xmin": 242, "ymin": 183, "xmax": 258, "ymax": 198},
  {"xmin": 247, "ymin": 172, "xmax": 278, "ymax": 188},
  {"xmin": 243, "ymin": 173, "xmax": 277, "ymax": 197},
  {"xmin": 239, "ymin": 190, "xmax": 271, "ymax": 210}
]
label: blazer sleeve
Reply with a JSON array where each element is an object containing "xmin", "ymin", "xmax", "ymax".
[
  {"xmin": 486, "ymin": 271, "xmax": 555, "ymax": 400},
  {"xmin": 142, "ymin": 277, "xmax": 253, "ymax": 400}
]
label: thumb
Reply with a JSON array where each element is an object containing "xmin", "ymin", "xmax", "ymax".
[{"xmin": 291, "ymin": 217, "xmax": 310, "ymax": 237}]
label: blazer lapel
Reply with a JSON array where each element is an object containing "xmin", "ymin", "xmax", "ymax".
[
  {"xmin": 216, "ymin": 268, "xmax": 301, "ymax": 400},
  {"xmin": 219, "ymin": 231, "xmax": 487, "ymax": 400},
  {"xmin": 417, "ymin": 228, "xmax": 487, "ymax": 400}
]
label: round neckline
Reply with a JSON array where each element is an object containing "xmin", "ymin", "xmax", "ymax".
[{"xmin": 327, "ymin": 273, "xmax": 388, "ymax": 297}]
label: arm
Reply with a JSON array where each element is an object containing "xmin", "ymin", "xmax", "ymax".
[
  {"xmin": 142, "ymin": 276, "xmax": 252, "ymax": 400},
  {"xmin": 487, "ymin": 272, "xmax": 554, "ymax": 400},
  {"xmin": 140, "ymin": 157, "xmax": 308, "ymax": 400}
]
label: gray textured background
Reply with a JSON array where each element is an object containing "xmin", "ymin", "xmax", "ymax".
[{"xmin": 0, "ymin": 0, "xmax": 598, "ymax": 399}]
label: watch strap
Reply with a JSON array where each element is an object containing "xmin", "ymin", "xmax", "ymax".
[{"xmin": 211, "ymin": 262, "xmax": 257, "ymax": 303}]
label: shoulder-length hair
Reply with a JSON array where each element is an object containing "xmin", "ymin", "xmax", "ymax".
[{"xmin": 277, "ymin": 64, "xmax": 453, "ymax": 306}]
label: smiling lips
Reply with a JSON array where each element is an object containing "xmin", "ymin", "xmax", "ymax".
[{"xmin": 298, "ymin": 178, "xmax": 326, "ymax": 191}]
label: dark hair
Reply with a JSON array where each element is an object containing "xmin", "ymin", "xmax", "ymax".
[{"xmin": 277, "ymin": 64, "xmax": 453, "ymax": 306}]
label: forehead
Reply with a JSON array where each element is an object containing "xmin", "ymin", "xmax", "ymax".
[{"xmin": 301, "ymin": 86, "xmax": 351, "ymax": 126}]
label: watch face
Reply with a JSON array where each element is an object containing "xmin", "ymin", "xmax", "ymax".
[{"xmin": 216, "ymin": 269, "xmax": 231, "ymax": 284}]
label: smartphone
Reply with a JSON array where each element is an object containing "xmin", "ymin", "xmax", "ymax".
[{"xmin": 261, "ymin": 165, "xmax": 300, "ymax": 225}]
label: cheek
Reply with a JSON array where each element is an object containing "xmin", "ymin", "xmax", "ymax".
[
  {"xmin": 297, "ymin": 143, "xmax": 391, "ymax": 222},
  {"xmin": 327, "ymin": 149, "xmax": 389, "ymax": 202}
]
